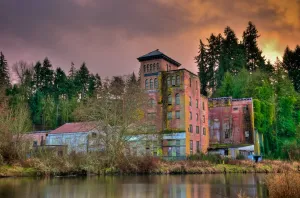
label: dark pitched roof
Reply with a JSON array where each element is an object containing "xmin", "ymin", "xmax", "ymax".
[{"xmin": 137, "ymin": 49, "xmax": 181, "ymax": 67}]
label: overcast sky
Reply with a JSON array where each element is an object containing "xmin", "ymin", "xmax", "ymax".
[{"xmin": 1, "ymin": 0, "xmax": 299, "ymax": 78}]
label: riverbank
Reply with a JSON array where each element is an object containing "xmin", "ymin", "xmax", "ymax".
[{"xmin": 0, "ymin": 158, "xmax": 299, "ymax": 177}]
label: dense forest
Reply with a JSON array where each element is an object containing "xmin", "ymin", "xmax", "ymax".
[
  {"xmin": 0, "ymin": 53, "xmax": 139, "ymax": 131},
  {"xmin": 196, "ymin": 21, "xmax": 300, "ymax": 159}
]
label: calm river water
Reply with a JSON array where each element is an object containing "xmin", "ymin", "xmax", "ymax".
[{"xmin": 0, "ymin": 174, "xmax": 267, "ymax": 198}]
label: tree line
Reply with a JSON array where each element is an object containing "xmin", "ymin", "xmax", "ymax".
[
  {"xmin": 196, "ymin": 21, "xmax": 300, "ymax": 159},
  {"xmin": 0, "ymin": 54, "xmax": 139, "ymax": 131}
]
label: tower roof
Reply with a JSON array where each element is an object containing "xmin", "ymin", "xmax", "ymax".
[{"xmin": 137, "ymin": 49, "xmax": 181, "ymax": 67}]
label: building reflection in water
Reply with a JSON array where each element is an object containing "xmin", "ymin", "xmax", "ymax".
[{"xmin": 0, "ymin": 174, "xmax": 267, "ymax": 198}]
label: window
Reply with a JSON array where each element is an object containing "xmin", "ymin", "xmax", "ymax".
[
  {"xmin": 196, "ymin": 113, "xmax": 198, "ymax": 121},
  {"xmin": 147, "ymin": 64, "xmax": 149, "ymax": 72},
  {"xmin": 157, "ymin": 63, "xmax": 160, "ymax": 70},
  {"xmin": 168, "ymin": 147, "xmax": 172, "ymax": 156},
  {"xmin": 145, "ymin": 79, "xmax": 149, "ymax": 89},
  {"xmin": 148, "ymin": 99, "xmax": 155, "ymax": 107},
  {"xmin": 196, "ymin": 126, "xmax": 199, "ymax": 134},
  {"xmin": 150, "ymin": 64, "xmax": 152, "ymax": 72},
  {"xmin": 167, "ymin": 77, "xmax": 171, "ymax": 86},
  {"xmin": 196, "ymin": 99, "xmax": 198, "ymax": 108},
  {"xmin": 202, "ymin": 115, "xmax": 205, "ymax": 123},
  {"xmin": 190, "ymin": 141, "xmax": 193, "ymax": 154},
  {"xmin": 176, "ymin": 147, "xmax": 180, "ymax": 156},
  {"xmin": 189, "ymin": 78, "xmax": 191, "ymax": 87},
  {"xmin": 175, "ymin": 93, "xmax": 180, "ymax": 105},
  {"xmin": 176, "ymin": 75, "xmax": 180, "ymax": 85},
  {"xmin": 189, "ymin": 124, "xmax": 193, "ymax": 133},
  {"xmin": 150, "ymin": 79, "xmax": 153, "ymax": 89},
  {"xmin": 233, "ymin": 107, "xmax": 238, "ymax": 111},
  {"xmin": 172, "ymin": 76, "xmax": 176, "ymax": 86},
  {"xmin": 91, "ymin": 132, "xmax": 97, "ymax": 138},
  {"xmin": 203, "ymin": 127, "xmax": 206, "ymax": 135},
  {"xmin": 202, "ymin": 102, "xmax": 205, "ymax": 110},
  {"xmin": 189, "ymin": 112, "xmax": 192, "ymax": 120},
  {"xmin": 168, "ymin": 94, "xmax": 172, "ymax": 105},
  {"xmin": 154, "ymin": 78, "xmax": 158, "ymax": 88},
  {"xmin": 196, "ymin": 141, "xmax": 200, "ymax": 152},
  {"xmin": 167, "ymin": 112, "xmax": 172, "ymax": 120},
  {"xmin": 176, "ymin": 140, "xmax": 180, "ymax": 146},
  {"xmin": 153, "ymin": 64, "xmax": 156, "ymax": 71},
  {"xmin": 189, "ymin": 96, "xmax": 192, "ymax": 106},
  {"xmin": 144, "ymin": 65, "xmax": 146, "ymax": 73},
  {"xmin": 175, "ymin": 111, "xmax": 180, "ymax": 119},
  {"xmin": 167, "ymin": 64, "xmax": 169, "ymax": 71}
]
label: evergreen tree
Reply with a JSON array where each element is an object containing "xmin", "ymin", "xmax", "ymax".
[
  {"xmin": 243, "ymin": 21, "xmax": 266, "ymax": 72},
  {"xmin": 33, "ymin": 61, "xmax": 42, "ymax": 90},
  {"xmin": 282, "ymin": 45, "xmax": 300, "ymax": 92},
  {"xmin": 69, "ymin": 62, "xmax": 76, "ymax": 79},
  {"xmin": 75, "ymin": 62, "xmax": 90, "ymax": 98},
  {"xmin": 196, "ymin": 39, "xmax": 209, "ymax": 96},
  {"xmin": 0, "ymin": 52, "xmax": 10, "ymax": 88},
  {"xmin": 218, "ymin": 26, "xmax": 246, "ymax": 86},
  {"xmin": 40, "ymin": 57, "xmax": 54, "ymax": 94},
  {"xmin": 54, "ymin": 67, "xmax": 68, "ymax": 99},
  {"xmin": 206, "ymin": 34, "xmax": 222, "ymax": 92}
]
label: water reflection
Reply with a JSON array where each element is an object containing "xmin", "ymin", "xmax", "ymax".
[{"xmin": 0, "ymin": 174, "xmax": 267, "ymax": 198}]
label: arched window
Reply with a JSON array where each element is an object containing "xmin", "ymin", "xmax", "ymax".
[
  {"xmin": 172, "ymin": 76, "xmax": 175, "ymax": 85},
  {"xmin": 150, "ymin": 64, "xmax": 152, "ymax": 72},
  {"xmin": 175, "ymin": 93, "xmax": 180, "ymax": 105},
  {"xmin": 150, "ymin": 79, "xmax": 153, "ymax": 89},
  {"xmin": 167, "ymin": 77, "xmax": 171, "ymax": 86},
  {"xmin": 157, "ymin": 63, "xmax": 160, "ymax": 71},
  {"xmin": 189, "ymin": 96, "xmax": 192, "ymax": 106},
  {"xmin": 145, "ymin": 79, "xmax": 149, "ymax": 89},
  {"xmin": 176, "ymin": 75, "xmax": 180, "ymax": 85},
  {"xmin": 196, "ymin": 113, "xmax": 198, "ymax": 121},
  {"xmin": 189, "ymin": 112, "xmax": 192, "ymax": 120},
  {"xmin": 196, "ymin": 99, "xmax": 198, "ymax": 108},
  {"xmin": 154, "ymin": 78, "xmax": 158, "ymax": 88},
  {"xmin": 168, "ymin": 94, "xmax": 172, "ymax": 105},
  {"xmin": 152, "ymin": 64, "xmax": 156, "ymax": 71},
  {"xmin": 144, "ymin": 65, "xmax": 146, "ymax": 73},
  {"xmin": 147, "ymin": 65, "xmax": 149, "ymax": 72},
  {"xmin": 148, "ymin": 98, "xmax": 155, "ymax": 107}
]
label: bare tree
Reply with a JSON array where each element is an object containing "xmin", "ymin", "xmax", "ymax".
[
  {"xmin": 0, "ymin": 101, "xmax": 32, "ymax": 163},
  {"xmin": 12, "ymin": 61, "xmax": 33, "ymax": 84},
  {"xmin": 74, "ymin": 75, "xmax": 148, "ymax": 168}
]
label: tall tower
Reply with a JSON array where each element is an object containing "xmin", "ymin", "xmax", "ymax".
[{"xmin": 137, "ymin": 49, "xmax": 209, "ymax": 157}]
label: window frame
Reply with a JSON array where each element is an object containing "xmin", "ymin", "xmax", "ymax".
[
  {"xmin": 145, "ymin": 79, "xmax": 149, "ymax": 89},
  {"xmin": 167, "ymin": 112, "xmax": 172, "ymax": 120},
  {"xmin": 168, "ymin": 94, "xmax": 172, "ymax": 105},
  {"xmin": 175, "ymin": 93, "xmax": 180, "ymax": 105},
  {"xmin": 176, "ymin": 75, "xmax": 180, "ymax": 85},
  {"xmin": 172, "ymin": 76, "xmax": 176, "ymax": 86},
  {"xmin": 175, "ymin": 111, "xmax": 180, "ymax": 119},
  {"xmin": 150, "ymin": 79, "xmax": 153, "ymax": 89}
]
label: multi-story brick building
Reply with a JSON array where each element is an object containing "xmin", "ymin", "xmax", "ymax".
[
  {"xmin": 208, "ymin": 97, "xmax": 261, "ymax": 158},
  {"xmin": 137, "ymin": 49, "xmax": 209, "ymax": 157}
]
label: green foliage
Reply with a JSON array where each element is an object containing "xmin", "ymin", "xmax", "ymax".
[
  {"xmin": 0, "ymin": 52, "xmax": 10, "ymax": 88},
  {"xmin": 187, "ymin": 153, "xmax": 222, "ymax": 164}
]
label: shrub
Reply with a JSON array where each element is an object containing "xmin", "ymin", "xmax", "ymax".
[
  {"xmin": 266, "ymin": 172, "xmax": 300, "ymax": 198},
  {"xmin": 188, "ymin": 153, "xmax": 222, "ymax": 164},
  {"xmin": 236, "ymin": 154, "xmax": 246, "ymax": 160}
]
